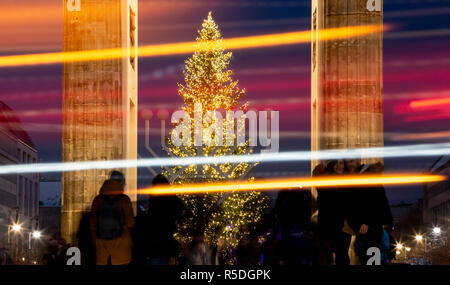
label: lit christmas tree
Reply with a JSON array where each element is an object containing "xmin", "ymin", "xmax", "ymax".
[{"xmin": 163, "ymin": 12, "xmax": 269, "ymax": 264}]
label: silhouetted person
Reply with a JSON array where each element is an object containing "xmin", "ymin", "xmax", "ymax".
[
  {"xmin": 317, "ymin": 159, "xmax": 352, "ymax": 265},
  {"xmin": 90, "ymin": 171, "xmax": 135, "ymax": 265},
  {"xmin": 274, "ymin": 189, "xmax": 313, "ymax": 265},
  {"xmin": 312, "ymin": 161, "xmax": 327, "ymax": 176},
  {"xmin": 345, "ymin": 160, "xmax": 393, "ymax": 265},
  {"xmin": 236, "ymin": 225, "xmax": 261, "ymax": 265},
  {"xmin": 41, "ymin": 235, "xmax": 68, "ymax": 265},
  {"xmin": 184, "ymin": 228, "xmax": 214, "ymax": 265},
  {"xmin": 77, "ymin": 212, "xmax": 96, "ymax": 265},
  {"xmin": 137, "ymin": 174, "xmax": 183, "ymax": 265}
]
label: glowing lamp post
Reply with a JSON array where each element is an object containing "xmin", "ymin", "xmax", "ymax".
[
  {"xmin": 7, "ymin": 224, "xmax": 22, "ymax": 243},
  {"xmin": 432, "ymin": 227, "xmax": 441, "ymax": 235},
  {"xmin": 415, "ymin": 234, "xmax": 427, "ymax": 259},
  {"xmin": 28, "ymin": 231, "xmax": 41, "ymax": 249}
]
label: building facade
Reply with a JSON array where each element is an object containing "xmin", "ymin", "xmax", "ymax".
[
  {"xmin": 0, "ymin": 101, "xmax": 39, "ymax": 264},
  {"xmin": 62, "ymin": 0, "xmax": 138, "ymax": 245},
  {"xmin": 39, "ymin": 179, "xmax": 62, "ymax": 239},
  {"xmin": 424, "ymin": 161, "xmax": 450, "ymax": 237}
]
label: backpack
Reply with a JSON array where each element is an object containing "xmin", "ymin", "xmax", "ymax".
[{"xmin": 96, "ymin": 195, "xmax": 123, "ymax": 240}]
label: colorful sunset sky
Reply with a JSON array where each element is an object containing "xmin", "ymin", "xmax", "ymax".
[{"xmin": 0, "ymin": 0, "xmax": 449, "ymax": 204}]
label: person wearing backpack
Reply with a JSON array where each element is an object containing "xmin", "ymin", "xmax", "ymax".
[{"xmin": 90, "ymin": 171, "xmax": 135, "ymax": 265}]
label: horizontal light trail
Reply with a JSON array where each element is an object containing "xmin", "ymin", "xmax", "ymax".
[
  {"xmin": 5, "ymin": 120, "xmax": 449, "ymax": 144},
  {"xmin": 139, "ymin": 174, "xmax": 446, "ymax": 196},
  {"xmin": 410, "ymin": 97, "xmax": 450, "ymax": 108},
  {"xmin": 404, "ymin": 113, "xmax": 450, "ymax": 122},
  {"xmin": 391, "ymin": 131, "xmax": 450, "ymax": 141},
  {"xmin": 0, "ymin": 25, "xmax": 383, "ymax": 68},
  {"xmin": 1, "ymin": 57, "xmax": 449, "ymax": 85},
  {"xmin": 0, "ymin": 143, "xmax": 449, "ymax": 175},
  {"xmin": 6, "ymin": 88, "xmax": 450, "ymax": 118}
]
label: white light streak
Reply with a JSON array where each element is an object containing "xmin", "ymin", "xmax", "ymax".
[{"xmin": 0, "ymin": 143, "xmax": 448, "ymax": 175}]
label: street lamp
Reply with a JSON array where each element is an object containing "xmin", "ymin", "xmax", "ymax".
[
  {"xmin": 28, "ymin": 231, "xmax": 42, "ymax": 249},
  {"xmin": 12, "ymin": 224, "xmax": 21, "ymax": 232},
  {"xmin": 403, "ymin": 246, "xmax": 411, "ymax": 262},
  {"xmin": 432, "ymin": 227, "xmax": 441, "ymax": 235},
  {"xmin": 32, "ymin": 231, "xmax": 41, "ymax": 239},
  {"xmin": 415, "ymin": 234, "xmax": 427, "ymax": 259},
  {"xmin": 396, "ymin": 243, "xmax": 403, "ymax": 250},
  {"xmin": 7, "ymin": 224, "xmax": 22, "ymax": 243}
]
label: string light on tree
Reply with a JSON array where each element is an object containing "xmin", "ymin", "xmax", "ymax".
[{"xmin": 163, "ymin": 12, "xmax": 269, "ymax": 264}]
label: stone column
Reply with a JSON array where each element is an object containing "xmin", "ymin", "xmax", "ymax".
[
  {"xmin": 311, "ymin": 0, "xmax": 383, "ymax": 170},
  {"xmin": 62, "ymin": 0, "xmax": 138, "ymax": 245}
]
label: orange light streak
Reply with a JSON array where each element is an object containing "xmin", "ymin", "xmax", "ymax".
[
  {"xmin": 138, "ymin": 173, "xmax": 445, "ymax": 196},
  {"xmin": 0, "ymin": 24, "xmax": 383, "ymax": 68}
]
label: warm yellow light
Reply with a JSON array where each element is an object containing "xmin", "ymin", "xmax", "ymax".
[
  {"xmin": 405, "ymin": 247, "xmax": 411, "ymax": 252},
  {"xmin": 396, "ymin": 250, "xmax": 401, "ymax": 255},
  {"xmin": 138, "ymin": 173, "xmax": 446, "ymax": 196},
  {"xmin": 396, "ymin": 243, "xmax": 403, "ymax": 250},
  {"xmin": 32, "ymin": 231, "xmax": 41, "ymax": 239},
  {"xmin": 11, "ymin": 224, "xmax": 21, "ymax": 232},
  {"xmin": 415, "ymin": 235, "xmax": 423, "ymax": 242},
  {"xmin": 0, "ymin": 25, "xmax": 384, "ymax": 68}
]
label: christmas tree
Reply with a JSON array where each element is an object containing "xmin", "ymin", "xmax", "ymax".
[{"xmin": 163, "ymin": 12, "xmax": 269, "ymax": 264}]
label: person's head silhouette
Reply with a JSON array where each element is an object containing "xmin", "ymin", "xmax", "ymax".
[
  {"xmin": 110, "ymin": 170, "xmax": 126, "ymax": 188},
  {"xmin": 152, "ymin": 174, "xmax": 169, "ymax": 186}
]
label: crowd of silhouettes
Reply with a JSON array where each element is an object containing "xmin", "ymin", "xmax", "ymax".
[
  {"xmin": 314, "ymin": 158, "xmax": 394, "ymax": 265},
  {"xmin": 33, "ymin": 159, "xmax": 394, "ymax": 265}
]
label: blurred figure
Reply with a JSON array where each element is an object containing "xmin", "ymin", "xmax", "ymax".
[
  {"xmin": 259, "ymin": 211, "xmax": 280, "ymax": 266},
  {"xmin": 344, "ymin": 158, "xmax": 363, "ymax": 174},
  {"xmin": 135, "ymin": 174, "xmax": 183, "ymax": 265},
  {"xmin": 312, "ymin": 161, "xmax": 327, "ymax": 176},
  {"xmin": 236, "ymin": 225, "xmax": 261, "ymax": 265},
  {"xmin": 184, "ymin": 229, "xmax": 214, "ymax": 265},
  {"xmin": 213, "ymin": 237, "xmax": 227, "ymax": 265},
  {"xmin": 77, "ymin": 212, "xmax": 96, "ymax": 265},
  {"xmin": 317, "ymin": 159, "xmax": 352, "ymax": 265},
  {"xmin": 274, "ymin": 189, "xmax": 313, "ymax": 265},
  {"xmin": 345, "ymin": 160, "xmax": 393, "ymax": 265},
  {"xmin": 41, "ymin": 235, "xmax": 68, "ymax": 265},
  {"xmin": 0, "ymin": 241, "xmax": 13, "ymax": 265},
  {"xmin": 90, "ymin": 171, "xmax": 135, "ymax": 265},
  {"xmin": 260, "ymin": 230, "xmax": 279, "ymax": 266},
  {"xmin": 311, "ymin": 162, "xmax": 331, "ymax": 265}
]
